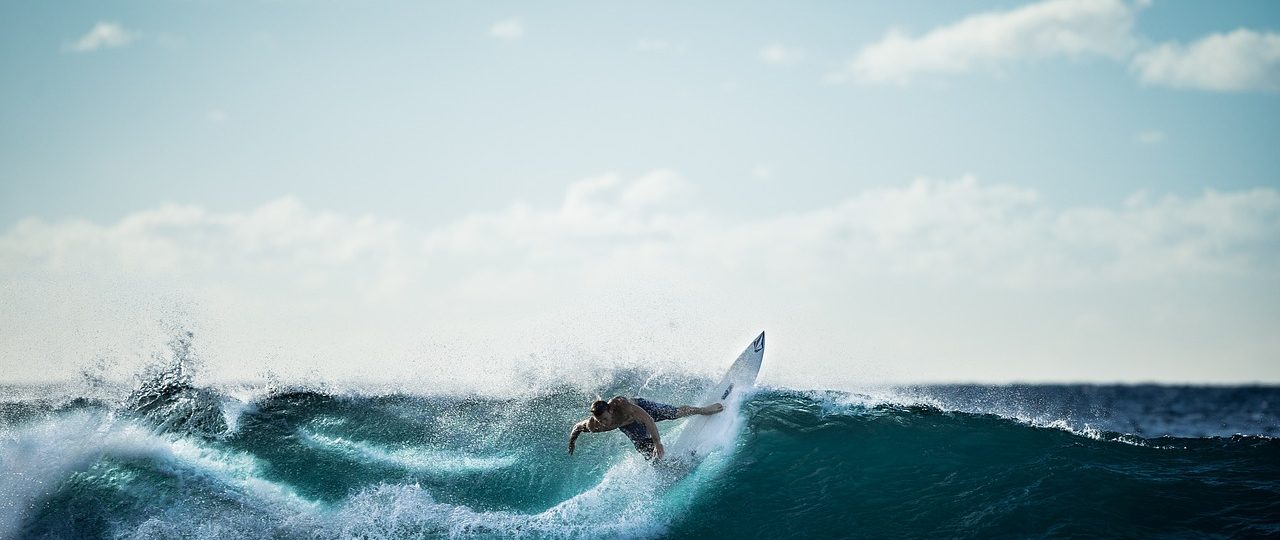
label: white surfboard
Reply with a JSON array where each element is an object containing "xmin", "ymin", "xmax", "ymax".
[{"xmin": 669, "ymin": 331, "xmax": 766, "ymax": 460}]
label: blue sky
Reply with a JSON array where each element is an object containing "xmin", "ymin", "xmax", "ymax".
[{"xmin": 2, "ymin": 1, "xmax": 1278, "ymax": 385}]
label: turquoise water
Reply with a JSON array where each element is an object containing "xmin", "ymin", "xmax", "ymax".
[{"xmin": 1, "ymin": 370, "xmax": 1277, "ymax": 539}]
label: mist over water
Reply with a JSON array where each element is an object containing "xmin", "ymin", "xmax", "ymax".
[{"xmin": 1, "ymin": 335, "xmax": 1277, "ymax": 539}]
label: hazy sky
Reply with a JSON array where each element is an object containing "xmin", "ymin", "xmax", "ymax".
[{"xmin": 2, "ymin": 0, "xmax": 1278, "ymax": 386}]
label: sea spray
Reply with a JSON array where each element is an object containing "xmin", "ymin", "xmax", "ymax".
[{"xmin": 1, "ymin": 376, "xmax": 1277, "ymax": 538}]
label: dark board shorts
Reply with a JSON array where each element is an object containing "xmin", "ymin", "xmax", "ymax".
[{"xmin": 619, "ymin": 398, "xmax": 678, "ymax": 457}]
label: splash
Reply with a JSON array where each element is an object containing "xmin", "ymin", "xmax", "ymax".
[
  {"xmin": 2, "ymin": 374, "xmax": 1277, "ymax": 538},
  {"xmin": 123, "ymin": 325, "xmax": 228, "ymax": 439}
]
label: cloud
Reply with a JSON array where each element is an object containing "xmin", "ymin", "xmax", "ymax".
[
  {"xmin": 16, "ymin": 175, "xmax": 1270, "ymax": 295},
  {"xmin": 836, "ymin": 0, "xmax": 1277, "ymax": 94},
  {"xmin": 65, "ymin": 22, "xmax": 136, "ymax": 53},
  {"xmin": 1131, "ymin": 29, "xmax": 1280, "ymax": 92},
  {"xmin": 423, "ymin": 170, "xmax": 696, "ymax": 257},
  {"xmin": 760, "ymin": 43, "xmax": 806, "ymax": 65},
  {"xmin": 1134, "ymin": 130, "xmax": 1164, "ymax": 144},
  {"xmin": 489, "ymin": 18, "xmax": 524, "ymax": 40},
  {"xmin": 206, "ymin": 109, "xmax": 229, "ymax": 124},
  {"xmin": 2, "ymin": 197, "xmax": 403, "ymax": 279},
  {"xmin": 3, "ymin": 173, "xmax": 1278, "ymax": 384},
  {"xmin": 840, "ymin": 0, "xmax": 1137, "ymax": 84}
]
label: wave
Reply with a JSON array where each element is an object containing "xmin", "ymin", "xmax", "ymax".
[
  {"xmin": 2, "ymin": 377, "xmax": 1277, "ymax": 538},
  {"xmin": 0, "ymin": 412, "xmax": 317, "ymax": 538}
]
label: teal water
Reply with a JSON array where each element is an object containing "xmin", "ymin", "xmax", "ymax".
[{"xmin": 1, "ymin": 372, "xmax": 1277, "ymax": 539}]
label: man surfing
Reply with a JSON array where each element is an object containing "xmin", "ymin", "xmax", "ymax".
[{"xmin": 567, "ymin": 396, "xmax": 724, "ymax": 460}]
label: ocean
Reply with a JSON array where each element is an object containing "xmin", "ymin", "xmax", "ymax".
[{"xmin": 1, "ymin": 365, "xmax": 1277, "ymax": 539}]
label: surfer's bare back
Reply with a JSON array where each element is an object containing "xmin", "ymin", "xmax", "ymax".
[{"xmin": 567, "ymin": 396, "xmax": 724, "ymax": 460}]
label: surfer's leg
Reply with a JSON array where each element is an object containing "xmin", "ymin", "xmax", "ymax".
[
  {"xmin": 634, "ymin": 398, "xmax": 680, "ymax": 422},
  {"xmin": 675, "ymin": 403, "xmax": 724, "ymax": 417}
]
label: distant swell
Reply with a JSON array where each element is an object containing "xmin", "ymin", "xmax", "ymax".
[{"xmin": 2, "ymin": 379, "xmax": 1277, "ymax": 539}]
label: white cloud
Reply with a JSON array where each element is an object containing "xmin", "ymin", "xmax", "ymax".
[
  {"xmin": 4, "ymin": 174, "xmax": 1278, "ymax": 384},
  {"xmin": 620, "ymin": 169, "xmax": 692, "ymax": 207},
  {"xmin": 835, "ymin": 0, "xmax": 1277, "ymax": 93},
  {"xmin": 760, "ymin": 43, "xmax": 806, "ymax": 65},
  {"xmin": 65, "ymin": 22, "xmax": 136, "ymax": 53},
  {"xmin": 842, "ymin": 0, "xmax": 1137, "ymax": 84},
  {"xmin": 206, "ymin": 109, "xmax": 228, "ymax": 124},
  {"xmin": 2, "ymin": 197, "xmax": 403, "ymax": 278},
  {"xmin": 423, "ymin": 171, "xmax": 697, "ymax": 257},
  {"xmin": 391, "ymin": 175, "xmax": 1280, "ymax": 383},
  {"xmin": 1131, "ymin": 29, "xmax": 1280, "ymax": 92},
  {"xmin": 1134, "ymin": 129, "xmax": 1164, "ymax": 144},
  {"xmin": 489, "ymin": 18, "xmax": 524, "ymax": 40}
]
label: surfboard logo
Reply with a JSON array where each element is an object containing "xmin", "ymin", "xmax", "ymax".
[
  {"xmin": 753, "ymin": 333, "xmax": 765, "ymax": 353},
  {"xmin": 722, "ymin": 383, "xmax": 734, "ymax": 400}
]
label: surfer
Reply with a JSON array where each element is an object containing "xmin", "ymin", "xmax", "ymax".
[{"xmin": 567, "ymin": 397, "xmax": 724, "ymax": 460}]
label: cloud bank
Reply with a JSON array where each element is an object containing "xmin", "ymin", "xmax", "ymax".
[{"xmin": 3, "ymin": 173, "xmax": 1277, "ymax": 385}]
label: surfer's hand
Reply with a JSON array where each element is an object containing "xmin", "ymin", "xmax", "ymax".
[
  {"xmin": 568, "ymin": 441, "xmax": 575, "ymax": 455},
  {"xmin": 708, "ymin": 403, "xmax": 724, "ymax": 414},
  {"xmin": 653, "ymin": 442, "xmax": 665, "ymax": 460}
]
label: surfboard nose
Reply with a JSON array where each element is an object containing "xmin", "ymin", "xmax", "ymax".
[{"xmin": 753, "ymin": 331, "xmax": 765, "ymax": 353}]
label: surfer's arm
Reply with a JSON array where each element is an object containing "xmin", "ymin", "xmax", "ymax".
[
  {"xmin": 568, "ymin": 420, "xmax": 588, "ymax": 455},
  {"xmin": 568, "ymin": 418, "xmax": 606, "ymax": 454}
]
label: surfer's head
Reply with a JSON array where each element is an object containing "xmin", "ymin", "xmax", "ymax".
[{"xmin": 590, "ymin": 399, "xmax": 609, "ymax": 418}]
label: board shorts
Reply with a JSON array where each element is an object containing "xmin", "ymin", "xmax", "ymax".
[{"xmin": 619, "ymin": 398, "xmax": 678, "ymax": 457}]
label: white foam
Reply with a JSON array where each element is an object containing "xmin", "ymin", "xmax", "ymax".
[
  {"xmin": 298, "ymin": 429, "xmax": 518, "ymax": 474},
  {"xmin": 0, "ymin": 412, "xmax": 108, "ymax": 535},
  {"xmin": 217, "ymin": 395, "xmax": 256, "ymax": 434},
  {"xmin": 0, "ymin": 411, "xmax": 317, "ymax": 538},
  {"xmin": 799, "ymin": 387, "xmax": 1158, "ymax": 447},
  {"xmin": 106, "ymin": 452, "xmax": 701, "ymax": 539},
  {"xmin": 4, "ymin": 392, "xmax": 744, "ymax": 539},
  {"xmin": 331, "ymin": 455, "xmax": 675, "ymax": 539}
]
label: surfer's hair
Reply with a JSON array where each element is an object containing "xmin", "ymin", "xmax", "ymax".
[{"xmin": 590, "ymin": 399, "xmax": 609, "ymax": 417}]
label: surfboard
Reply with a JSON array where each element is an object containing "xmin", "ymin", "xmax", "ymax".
[{"xmin": 669, "ymin": 331, "xmax": 766, "ymax": 460}]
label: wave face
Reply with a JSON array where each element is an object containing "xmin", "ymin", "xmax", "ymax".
[{"xmin": 1, "ymin": 378, "xmax": 1277, "ymax": 539}]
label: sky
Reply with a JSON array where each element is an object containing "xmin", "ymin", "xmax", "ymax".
[{"xmin": 1, "ymin": 0, "xmax": 1278, "ymax": 387}]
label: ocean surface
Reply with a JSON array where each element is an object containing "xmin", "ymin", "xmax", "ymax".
[{"xmin": 1, "ymin": 365, "xmax": 1277, "ymax": 539}]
